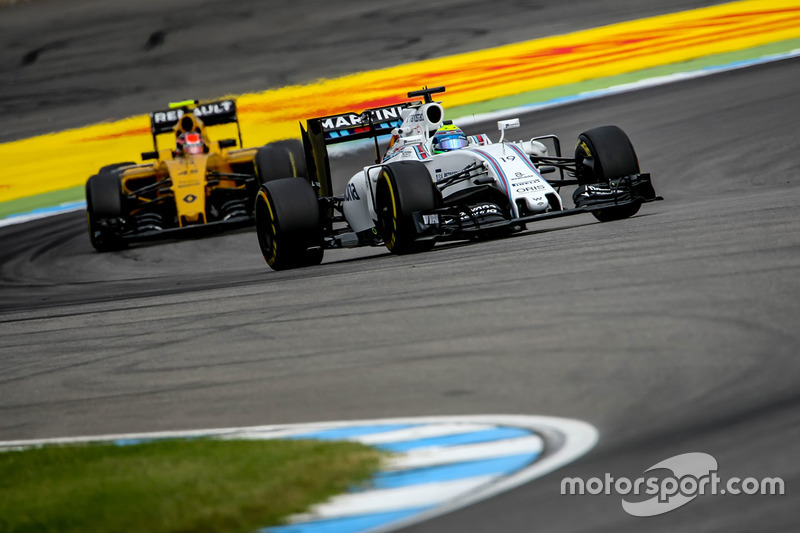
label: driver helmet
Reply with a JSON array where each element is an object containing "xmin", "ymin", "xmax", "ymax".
[
  {"xmin": 177, "ymin": 131, "xmax": 205, "ymax": 155},
  {"xmin": 432, "ymin": 124, "xmax": 468, "ymax": 153}
]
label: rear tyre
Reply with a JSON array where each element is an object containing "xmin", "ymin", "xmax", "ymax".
[
  {"xmin": 575, "ymin": 125, "xmax": 642, "ymax": 222},
  {"xmin": 375, "ymin": 161, "xmax": 438, "ymax": 254},
  {"xmin": 86, "ymin": 172, "xmax": 127, "ymax": 252},
  {"xmin": 255, "ymin": 139, "xmax": 307, "ymax": 184},
  {"xmin": 254, "ymin": 178, "xmax": 323, "ymax": 270}
]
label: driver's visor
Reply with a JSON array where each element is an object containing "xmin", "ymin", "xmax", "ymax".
[{"xmin": 436, "ymin": 136, "xmax": 468, "ymax": 150}]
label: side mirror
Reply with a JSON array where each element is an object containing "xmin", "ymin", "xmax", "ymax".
[
  {"xmin": 141, "ymin": 151, "xmax": 159, "ymax": 161},
  {"xmin": 497, "ymin": 119, "xmax": 520, "ymax": 131},
  {"xmin": 218, "ymin": 138, "xmax": 237, "ymax": 149},
  {"xmin": 497, "ymin": 118, "xmax": 520, "ymax": 142}
]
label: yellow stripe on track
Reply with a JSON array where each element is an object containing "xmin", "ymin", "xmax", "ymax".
[{"xmin": 1, "ymin": 0, "xmax": 799, "ymax": 204}]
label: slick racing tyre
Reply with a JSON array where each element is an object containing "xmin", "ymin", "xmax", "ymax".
[
  {"xmin": 86, "ymin": 172, "xmax": 127, "ymax": 252},
  {"xmin": 254, "ymin": 178, "xmax": 323, "ymax": 270},
  {"xmin": 375, "ymin": 161, "xmax": 439, "ymax": 255},
  {"xmin": 575, "ymin": 125, "xmax": 642, "ymax": 222},
  {"xmin": 255, "ymin": 139, "xmax": 307, "ymax": 184}
]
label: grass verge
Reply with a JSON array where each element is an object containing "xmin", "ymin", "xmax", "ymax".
[
  {"xmin": 0, "ymin": 186, "xmax": 83, "ymax": 220},
  {"xmin": 0, "ymin": 438, "xmax": 383, "ymax": 533}
]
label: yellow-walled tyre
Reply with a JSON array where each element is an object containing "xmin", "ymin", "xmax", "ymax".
[
  {"xmin": 375, "ymin": 161, "xmax": 438, "ymax": 255},
  {"xmin": 254, "ymin": 139, "xmax": 307, "ymax": 185},
  {"xmin": 254, "ymin": 178, "xmax": 323, "ymax": 270},
  {"xmin": 575, "ymin": 125, "xmax": 642, "ymax": 222}
]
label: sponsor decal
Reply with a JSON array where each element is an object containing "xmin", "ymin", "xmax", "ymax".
[
  {"xmin": 460, "ymin": 203, "xmax": 502, "ymax": 221},
  {"xmin": 194, "ymin": 101, "xmax": 234, "ymax": 117},
  {"xmin": 321, "ymin": 106, "xmax": 406, "ymax": 131},
  {"xmin": 516, "ymin": 185, "xmax": 546, "ymax": 193},
  {"xmin": 152, "ymin": 109, "xmax": 184, "ymax": 125},
  {"xmin": 578, "ymin": 185, "xmax": 616, "ymax": 198},
  {"xmin": 152, "ymin": 100, "xmax": 236, "ymax": 127},
  {"xmin": 183, "ymin": 194, "xmax": 197, "ymax": 203},
  {"xmin": 175, "ymin": 169, "xmax": 200, "ymax": 176},
  {"xmin": 505, "ymin": 144, "xmax": 547, "ymax": 180},
  {"xmin": 511, "ymin": 171, "xmax": 537, "ymax": 182},
  {"xmin": 435, "ymin": 169, "xmax": 462, "ymax": 182},
  {"xmin": 343, "ymin": 182, "xmax": 360, "ymax": 202},
  {"xmin": 324, "ymin": 115, "xmax": 361, "ymax": 129}
]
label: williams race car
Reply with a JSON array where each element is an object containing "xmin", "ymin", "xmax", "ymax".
[
  {"xmin": 85, "ymin": 99, "xmax": 305, "ymax": 251},
  {"xmin": 254, "ymin": 86, "xmax": 661, "ymax": 270}
]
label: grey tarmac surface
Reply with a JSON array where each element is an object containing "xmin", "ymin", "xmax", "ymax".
[{"xmin": 1, "ymin": 1, "xmax": 799, "ymax": 532}]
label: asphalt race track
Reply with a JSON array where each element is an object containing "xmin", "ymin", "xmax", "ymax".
[{"xmin": 1, "ymin": 1, "xmax": 799, "ymax": 532}]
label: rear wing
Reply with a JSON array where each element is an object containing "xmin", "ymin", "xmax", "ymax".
[
  {"xmin": 317, "ymin": 104, "xmax": 410, "ymax": 144},
  {"xmin": 301, "ymin": 87, "xmax": 446, "ymax": 201},
  {"xmin": 148, "ymin": 99, "xmax": 242, "ymax": 150},
  {"xmin": 301, "ymin": 102, "xmax": 413, "ymax": 199}
]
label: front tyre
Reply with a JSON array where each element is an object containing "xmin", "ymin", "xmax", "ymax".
[
  {"xmin": 375, "ymin": 161, "xmax": 438, "ymax": 255},
  {"xmin": 575, "ymin": 125, "xmax": 642, "ymax": 222},
  {"xmin": 254, "ymin": 178, "xmax": 323, "ymax": 270},
  {"xmin": 590, "ymin": 200, "xmax": 641, "ymax": 222},
  {"xmin": 86, "ymin": 172, "xmax": 127, "ymax": 252}
]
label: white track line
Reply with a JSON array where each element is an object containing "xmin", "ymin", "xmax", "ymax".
[
  {"xmin": 291, "ymin": 475, "xmax": 497, "ymax": 521},
  {"xmin": 355, "ymin": 423, "xmax": 495, "ymax": 445},
  {"xmin": 384, "ymin": 435, "xmax": 544, "ymax": 470}
]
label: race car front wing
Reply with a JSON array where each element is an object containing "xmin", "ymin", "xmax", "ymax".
[{"xmin": 411, "ymin": 173, "xmax": 662, "ymax": 239}]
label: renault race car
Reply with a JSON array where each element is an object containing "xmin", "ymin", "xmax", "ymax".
[
  {"xmin": 85, "ymin": 99, "xmax": 305, "ymax": 251},
  {"xmin": 254, "ymin": 86, "xmax": 661, "ymax": 270}
]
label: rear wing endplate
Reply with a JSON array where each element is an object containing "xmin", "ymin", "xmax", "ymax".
[{"xmin": 301, "ymin": 103, "xmax": 413, "ymax": 199}]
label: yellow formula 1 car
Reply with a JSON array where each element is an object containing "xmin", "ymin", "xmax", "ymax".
[{"xmin": 85, "ymin": 99, "xmax": 305, "ymax": 251}]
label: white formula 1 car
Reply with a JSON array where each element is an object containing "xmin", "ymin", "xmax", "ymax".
[{"xmin": 254, "ymin": 86, "xmax": 661, "ymax": 270}]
